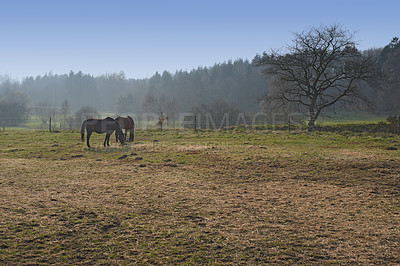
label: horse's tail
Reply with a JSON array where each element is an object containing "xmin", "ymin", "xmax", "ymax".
[
  {"xmin": 115, "ymin": 117, "xmax": 121, "ymax": 142},
  {"xmin": 128, "ymin": 116, "xmax": 135, "ymax": 141},
  {"xmin": 131, "ymin": 118, "xmax": 135, "ymax": 141},
  {"xmin": 115, "ymin": 121, "xmax": 125, "ymax": 144},
  {"xmin": 81, "ymin": 120, "xmax": 86, "ymax": 141}
]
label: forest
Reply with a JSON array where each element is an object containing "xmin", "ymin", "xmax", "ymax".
[{"xmin": 0, "ymin": 37, "xmax": 399, "ymax": 126}]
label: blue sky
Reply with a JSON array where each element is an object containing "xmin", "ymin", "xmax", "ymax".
[{"xmin": 0, "ymin": 0, "xmax": 399, "ymax": 79}]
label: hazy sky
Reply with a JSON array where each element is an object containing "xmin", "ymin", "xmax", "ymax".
[{"xmin": 0, "ymin": 0, "xmax": 399, "ymax": 79}]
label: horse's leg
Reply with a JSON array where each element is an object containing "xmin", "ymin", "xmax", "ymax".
[
  {"xmin": 124, "ymin": 130, "xmax": 128, "ymax": 142},
  {"xmin": 87, "ymin": 131, "xmax": 92, "ymax": 148},
  {"xmin": 129, "ymin": 129, "xmax": 134, "ymax": 142},
  {"xmin": 107, "ymin": 133, "xmax": 111, "ymax": 146},
  {"xmin": 104, "ymin": 133, "xmax": 110, "ymax": 147}
]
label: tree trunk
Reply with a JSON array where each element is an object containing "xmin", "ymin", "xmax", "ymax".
[
  {"xmin": 308, "ymin": 108, "xmax": 316, "ymax": 132},
  {"xmin": 308, "ymin": 119, "xmax": 316, "ymax": 132}
]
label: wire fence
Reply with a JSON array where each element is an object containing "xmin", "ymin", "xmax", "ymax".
[
  {"xmin": 0, "ymin": 112, "xmax": 307, "ymax": 132},
  {"xmin": 1, "ymin": 112, "xmax": 398, "ymax": 134}
]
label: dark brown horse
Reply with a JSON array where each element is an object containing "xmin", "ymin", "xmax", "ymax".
[
  {"xmin": 81, "ymin": 117, "xmax": 125, "ymax": 147},
  {"xmin": 115, "ymin": 116, "xmax": 135, "ymax": 142}
]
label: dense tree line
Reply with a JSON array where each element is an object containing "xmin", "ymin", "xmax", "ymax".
[
  {"xmin": 0, "ymin": 37, "xmax": 399, "ymax": 127},
  {"xmin": 143, "ymin": 59, "xmax": 267, "ymax": 112},
  {"xmin": 375, "ymin": 37, "xmax": 400, "ymax": 113},
  {"xmin": 17, "ymin": 71, "xmax": 147, "ymax": 113},
  {"xmin": 0, "ymin": 59, "xmax": 267, "ymax": 117}
]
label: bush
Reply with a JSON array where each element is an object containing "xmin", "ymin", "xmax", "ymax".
[
  {"xmin": 386, "ymin": 115, "xmax": 399, "ymax": 133},
  {"xmin": 0, "ymin": 100, "xmax": 28, "ymax": 126},
  {"xmin": 74, "ymin": 106, "xmax": 99, "ymax": 128}
]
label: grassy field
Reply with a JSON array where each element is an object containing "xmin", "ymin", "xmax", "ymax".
[
  {"xmin": 0, "ymin": 128, "xmax": 399, "ymax": 264},
  {"xmin": 316, "ymin": 111, "xmax": 387, "ymax": 125}
]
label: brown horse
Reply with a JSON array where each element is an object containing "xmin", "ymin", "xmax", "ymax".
[
  {"xmin": 115, "ymin": 116, "xmax": 135, "ymax": 142},
  {"xmin": 81, "ymin": 117, "xmax": 125, "ymax": 147}
]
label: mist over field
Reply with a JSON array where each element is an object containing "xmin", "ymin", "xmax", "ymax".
[{"xmin": 0, "ymin": 35, "xmax": 399, "ymax": 123}]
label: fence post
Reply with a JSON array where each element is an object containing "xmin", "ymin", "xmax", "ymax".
[
  {"xmin": 194, "ymin": 114, "xmax": 197, "ymax": 131},
  {"xmin": 160, "ymin": 112, "xmax": 163, "ymax": 131},
  {"xmin": 49, "ymin": 117, "xmax": 52, "ymax": 132},
  {"xmin": 398, "ymin": 114, "xmax": 400, "ymax": 135},
  {"xmin": 2, "ymin": 121, "xmax": 5, "ymax": 132}
]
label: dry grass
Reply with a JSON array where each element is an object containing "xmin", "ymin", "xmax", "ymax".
[{"xmin": 0, "ymin": 129, "xmax": 399, "ymax": 264}]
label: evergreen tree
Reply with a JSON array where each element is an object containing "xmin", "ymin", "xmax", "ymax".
[{"xmin": 116, "ymin": 92, "xmax": 135, "ymax": 114}]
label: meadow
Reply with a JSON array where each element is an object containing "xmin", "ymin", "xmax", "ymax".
[{"xmin": 0, "ymin": 128, "xmax": 399, "ymax": 264}]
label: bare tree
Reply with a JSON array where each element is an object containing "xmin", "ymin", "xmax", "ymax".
[
  {"xmin": 256, "ymin": 24, "xmax": 381, "ymax": 131},
  {"xmin": 157, "ymin": 93, "xmax": 167, "ymax": 116},
  {"xmin": 61, "ymin": 99, "xmax": 70, "ymax": 129},
  {"xmin": 142, "ymin": 91, "xmax": 158, "ymax": 114},
  {"xmin": 165, "ymin": 98, "xmax": 178, "ymax": 128}
]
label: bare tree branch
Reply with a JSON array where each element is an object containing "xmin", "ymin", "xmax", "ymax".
[{"xmin": 256, "ymin": 24, "xmax": 382, "ymax": 131}]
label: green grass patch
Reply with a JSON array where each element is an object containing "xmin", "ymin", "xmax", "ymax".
[{"xmin": 316, "ymin": 111, "xmax": 387, "ymax": 125}]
